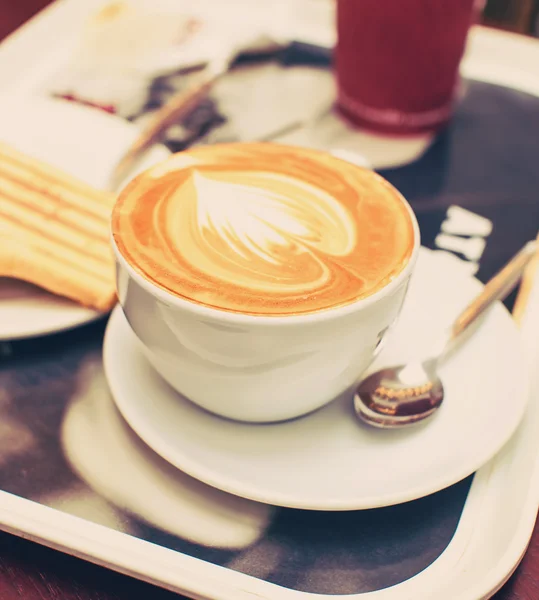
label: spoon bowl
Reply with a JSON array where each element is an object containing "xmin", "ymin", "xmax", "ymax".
[{"xmin": 354, "ymin": 360, "xmax": 443, "ymax": 428}]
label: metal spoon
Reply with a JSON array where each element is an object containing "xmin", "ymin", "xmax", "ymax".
[
  {"xmin": 108, "ymin": 55, "xmax": 232, "ymax": 190},
  {"xmin": 354, "ymin": 240, "xmax": 538, "ymax": 429}
]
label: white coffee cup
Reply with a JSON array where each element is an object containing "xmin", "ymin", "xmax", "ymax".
[{"xmin": 112, "ymin": 204, "xmax": 419, "ymax": 423}]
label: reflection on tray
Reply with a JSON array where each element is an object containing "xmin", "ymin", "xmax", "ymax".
[{"xmin": 61, "ymin": 363, "xmax": 273, "ymax": 549}]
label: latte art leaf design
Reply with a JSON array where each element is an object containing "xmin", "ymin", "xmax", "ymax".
[
  {"xmin": 162, "ymin": 170, "xmax": 357, "ymax": 294},
  {"xmin": 112, "ymin": 143, "xmax": 415, "ymax": 315}
]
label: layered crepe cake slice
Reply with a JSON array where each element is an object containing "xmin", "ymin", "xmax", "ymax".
[{"xmin": 0, "ymin": 141, "xmax": 117, "ymax": 312}]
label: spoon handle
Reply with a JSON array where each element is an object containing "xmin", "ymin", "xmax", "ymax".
[
  {"xmin": 108, "ymin": 57, "xmax": 230, "ymax": 190},
  {"xmin": 450, "ymin": 240, "xmax": 538, "ymax": 341}
]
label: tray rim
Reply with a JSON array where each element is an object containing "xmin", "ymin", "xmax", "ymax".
[{"xmin": 0, "ymin": 4, "xmax": 539, "ymax": 598}]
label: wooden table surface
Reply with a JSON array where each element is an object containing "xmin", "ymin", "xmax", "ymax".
[{"xmin": 0, "ymin": 2, "xmax": 538, "ymax": 599}]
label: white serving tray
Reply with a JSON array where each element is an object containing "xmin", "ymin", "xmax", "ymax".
[{"xmin": 0, "ymin": 3, "xmax": 538, "ymax": 598}]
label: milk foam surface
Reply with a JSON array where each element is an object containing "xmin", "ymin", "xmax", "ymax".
[{"xmin": 112, "ymin": 143, "xmax": 414, "ymax": 315}]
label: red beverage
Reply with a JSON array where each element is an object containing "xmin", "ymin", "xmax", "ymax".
[{"xmin": 336, "ymin": 0, "xmax": 480, "ymax": 135}]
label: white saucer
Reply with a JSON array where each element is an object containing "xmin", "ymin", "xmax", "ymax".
[
  {"xmin": 0, "ymin": 95, "xmax": 169, "ymax": 340},
  {"xmin": 103, "ymin": 248, "xmax": 529, "ymax": 511}
]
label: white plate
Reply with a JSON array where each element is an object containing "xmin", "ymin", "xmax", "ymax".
[
  {"xmin": 104, "ymin": 247, "xmax": 529, "ymax": 511},
  {"xmin": 0, "ymin": 96, "xmax": 170, "ymax": 340}
]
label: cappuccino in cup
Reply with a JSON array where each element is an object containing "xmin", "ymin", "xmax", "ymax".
[{"xmin": 112, "ymin": 143, "xmax": 419, "ymax": 422}]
